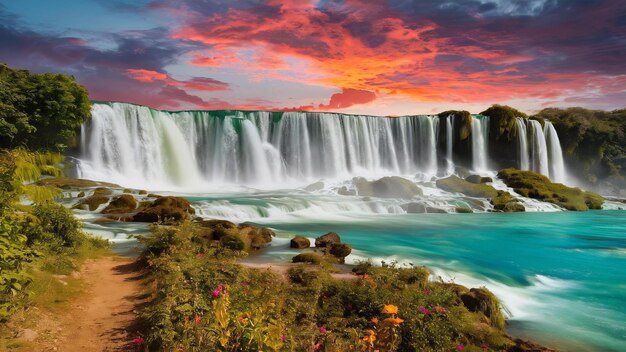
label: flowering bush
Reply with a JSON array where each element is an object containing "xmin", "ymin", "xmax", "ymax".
[{"xmin": 138, "ymin": 222, "xmax": 523, "ymax": 352}]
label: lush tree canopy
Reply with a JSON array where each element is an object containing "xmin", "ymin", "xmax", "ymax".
[{"xmin": 0, "ymin": 64, "xmax": 91, "ymax": 151}]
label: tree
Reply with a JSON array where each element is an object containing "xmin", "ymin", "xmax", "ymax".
[{"xmin": 0, "ymin": 64, "xmax": 91, "ymax": 151}]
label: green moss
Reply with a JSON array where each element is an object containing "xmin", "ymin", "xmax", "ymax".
[
  {"xmin": 73, "ymin": 195, "xmax": 109, "ymax": 211},
  {"xmin": 436, "ymin": 176, "xmax": 498, "ymax": 198},
  {"xmin": 132, "ymin": 196, "xmax": 195, "ymax": 223},
  {"xmin": 460, "ymin": 287, "xmax": 505, "ymax": 330},
  {"xmin": 455, "ymin": 207, "xmax": 473, "ymax": 213},
  {"xmin": 329, "ymin": 243, "xmax": 352, "ymax": 263},
  {"xmin": 36, "ymin": 177, "xmax": 119, "ymax": 189},
  {"xmin": 102, "ymin": 194, "xmax": 137, "ymax": 214},
  {"xmin": 292, "ymin": 252, "xmax": 324, "ymax": 264},
  {"xmin": 290, "ymin": 236, "xmax": 311, "ymax": 249},
  {"xmin": 491, "ymin": 190, "xmax": 525, "ymax": 212},
  {"xmin": 354, "ymin": 176, "xmax": 423, "ymax": 199},
  {"xmin": 480, "ymin": 105, "xmax": 527, "ymax": 141},
  {"xmin": 498, "ymin": 168, "xmax": 604, "ymax": 210}
]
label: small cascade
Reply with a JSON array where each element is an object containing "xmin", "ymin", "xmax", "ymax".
[
  {"xmin": 446, "ymin": 115, "xmax": 454, "ymax": 175},
  {"xmin": 529, "ymin": 120, "xmax": 549, "ymax": 176},
  {"xmin": 516, "ymin": 118, "xmax": 530, "ymax": 170},
  {"xmin": 544, "ymin": 121, "xmax": 566, "ymax": 183},
  {"xmin": 471, "ymin": 116, "xmax": 489, "ymax": 172}
]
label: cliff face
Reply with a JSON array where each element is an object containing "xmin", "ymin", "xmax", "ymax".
[{"xmin": 534, "ymin": 107, "xmax": 626, "ymax": 196}]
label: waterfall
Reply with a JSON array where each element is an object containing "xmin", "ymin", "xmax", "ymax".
[
  {"xmin": 529, "ymin": 120, "xmax": 549, "ymax": 177},
  {"xmin": 471, "ymin": 116, "xmax": 489, "ymax": 172},
  {"xmin": 78, "ymin": 103, "xmax": 445, "ymax": 188},
  {"xmin": 544, "ymin": 121, "xmax": 566, "ymax": 183},
  {"xmin": 516, "ymin": 118, "xmax": 530, "ymax": 170},
  {"xmin": 77, "ymin": 102, "xmax": 568, "ymax": 189},
  {"xmin": 445, "ymin": 115, "xmax": 454, "ymax": 175}
]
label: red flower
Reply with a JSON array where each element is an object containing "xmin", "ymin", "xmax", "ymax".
[
  {"xmin": 457, "ymin": 344, "xmax": 464, "ymax": 351},
  {"xmin": 131, "ymin": 337, "xmax": 144, "ymax": 345}
]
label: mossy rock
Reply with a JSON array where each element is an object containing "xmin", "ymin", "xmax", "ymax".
[
  {"xmin": 102, "ymin": 194, "xmax": 137, "ymax": 214},
  {"xmin": 292, "ymin": 252, "xmax": 323, "ymax": 265},
  {"xmin": 304, "ymin": 181, "xmax": 324, "ymax": 192},
  {"xmin": 401, "ymin": 202, "xmax": 426, "ymax": 213},
  {"xmin": 315, "ymin": 232, "xmax": 341, "ymax": 247},
  {"xmin": 147, "ymin": 193, "xmax": 161, "ymax": 198},
  {"xmin": 92, "ymin": 187, "xmax": 112, "ymax": 197},
  {"xmin": 397, "ymin": 266, "xmax": 430, "ymax": 287},
  {"xmin": 329, "ymin": 243, "xmax": 352, "ymax": 263},
  {"xmin": 460, "ymin": 287, "xmax": 506, "ymax": 330},
  {"xmin": 455, "ymin": 207, "xmax": 473, "ymax": 213},
  {"xmin": 436, "ymin": 176, "xmax": 498, "ymax": 198},
  {"xmin": 481, "ymin": 105, "xmax": 527, "ymax": 142},
  {"xmin": 290, "ymin": 236, "xmax": 311, "ymax": 249},
  {"xmin": 465, "ymin": 175, "xmax": 483, "ymax": 184},
  {"xmin": 466, "ymin": 175, "xmax": 493, "ymax": 184},
  {"xmin": 76, "ymin": 191, "xmax": 85, "ymax": 198},
  {"xmin": 73, "ymin": 195, "xmax": 109, "ymax": 211},
  {"xmin": 425, "ymin": 206, "xmax": 447, "ymax": 213},
  {"xmin": 36, "ymin": 177, "xmax": 119, "ymax": 189},
  {"xmin": 504, "ymin": 202, "xmax": 525, "ymax": 212},
  {"xmin": 138, "ymin": 190, "xmax": 148, "ymax": 195},
  {"xmin": 498, "ymin": 168, "xmax": 604, "ymax": 211},
  {"xmin": 220, "ymin": 233, "xmax": 248, "ymax": 251},
  {"xmin": 439, "ymin": 110, "xmax": 472, "ymax": 141},
  {"xmin": 354, "ymin": 176, "xmax": 422, "ymax": 199},
  {"xmin": 195, "ymin": 219, "xmax": 238, "ymax": 240},
  {"xmin": 123, "ymin": 188, "xmax": 132, "ymax": 193},
  {"xmin": 491, "ymin": 191, "xmax": 524, "ymax": 212},
  {"xmin": 238, "ymin": 225, "xmax": 274, "ymax": 250},
  {"xmin": 132, "ymin": 196, "xmax": 195, "ymax": 223},
  {"xmin": 337, "ymin": 186, "xmax": 356, "ymax": 196}
]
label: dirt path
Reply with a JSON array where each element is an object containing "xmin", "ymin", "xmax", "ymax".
[
  {"xmin": 15, "ymin": 257, "xmax": 146, "ymax": 352},
  {"xmin": 57, "ymin": 257, "xmax": 145, "ymax": 352}
]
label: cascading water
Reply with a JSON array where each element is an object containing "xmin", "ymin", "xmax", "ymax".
[
  {"xmin": 515, "ymin": 118, "xmax": 530, "ymax": 171},
  {"xmin": 78, "ymin": 103, "xmax": 444, "ymax": 188},
  {"xmin": 544, "ymin": 122, "xmax": 566, "ymax": 183},
  {"xmin": 471, "ymin": 116, "xmax": 489, "ymax": 172},
  {"xmin": 445, "ymin": 115, "xmax": 454, "ymax": 175},
  {"xmin": 78, "ymin": 102, "xmax": 569, "ymax": 189},
  {"xmin": 529, "ymin": 120, "xmax": 549, "ymax": 176}
]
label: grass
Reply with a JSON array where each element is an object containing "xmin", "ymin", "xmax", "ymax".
[{"xmin": 498, "ymin": 168, "xmax": 604, "ymax": 210}]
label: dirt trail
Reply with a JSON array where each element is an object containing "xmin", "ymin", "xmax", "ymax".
[{"xmin": 57, "ymin": 257, "xmax": 145, "ymax": 352}]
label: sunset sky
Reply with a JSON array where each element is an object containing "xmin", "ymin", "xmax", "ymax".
[{"xmin": 1, "ymin": 0, "xmax": 624, "ymax": 115}]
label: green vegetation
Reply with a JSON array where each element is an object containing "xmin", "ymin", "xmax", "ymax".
[
  {"xmin": 0, "ymin": 150, "xmax": 109, "ymax": 321},
  {"xmin": 480, "ymin": 105, "xmax": 527, "ymax": 142},
  {"xmin": 498, "ymin": 168, "xmax": 604, "ymax": 211},
  {"xmin": 354, "ymin": 176, "xmax": 423, "ymax": 199},
  {"xmin": 0, "ymin": 64, "xmax": 91, "ymax": 151},
  {"xmin": 533, "ymin": 107, "xmax": 626, "ymax": 193},
  {"xmin": 436, "ymin": 176, "xmax": 498, "ymax": 198},
  {"xmin": 135, "ymin": 221, "xmax": 540, "ymax": 352}
]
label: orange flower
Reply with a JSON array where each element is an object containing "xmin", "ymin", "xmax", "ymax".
[
  {"xmin": 371, "ymin": 318, "xmax": 379, "ymax": 324},
  {"xmin": 381, "ymin": 304, "xmax": 398, "ymax": 314},
  {"xmin": 194, "ymin": 314, "xmax": 202, "ymax": 324},
  {"xmin": 383, "ymin": 317, "xmax": 404, "ymax": 326},
  {"xmin": 367, "ymin": 329, "xmax": 376, "ymax": 336},
  {"xmin": 363, "ymin": 334, "xmax": 376, "ymax": 344}
]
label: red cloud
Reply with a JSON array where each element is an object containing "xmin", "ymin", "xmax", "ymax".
[
  {"xmin": 125, "ymin": 68, "xmax": 168, "ymax": 82},
  {"xmin": 320, "ymin": 88, "xmax": 377, "ymax": 110}
]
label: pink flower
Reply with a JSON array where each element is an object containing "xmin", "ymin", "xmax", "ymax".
[
  {"xmin": 131, "ymin": 337, "xmax": 144, "ymax": 345},
  {"xmin": 212, "ymin": 290, "xmax": 220, "ymax": 297},
  {"xmin": 441, "ymin": 307, "xmax": 446, "ymax": 313},
  {"xmin": 457, "ymin": 344, "xmax": 464, "ymax": 351},
  {"xmin": 280, "ymin": 335, "xmax": 287, "ymax": 342},
  {"xmin": 319, "ymin": 326, "xmax": 327, "ymax": 333},
  {"xmin": 418, "ymin": 307, "xmax": 431, "ymax": 315}
]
